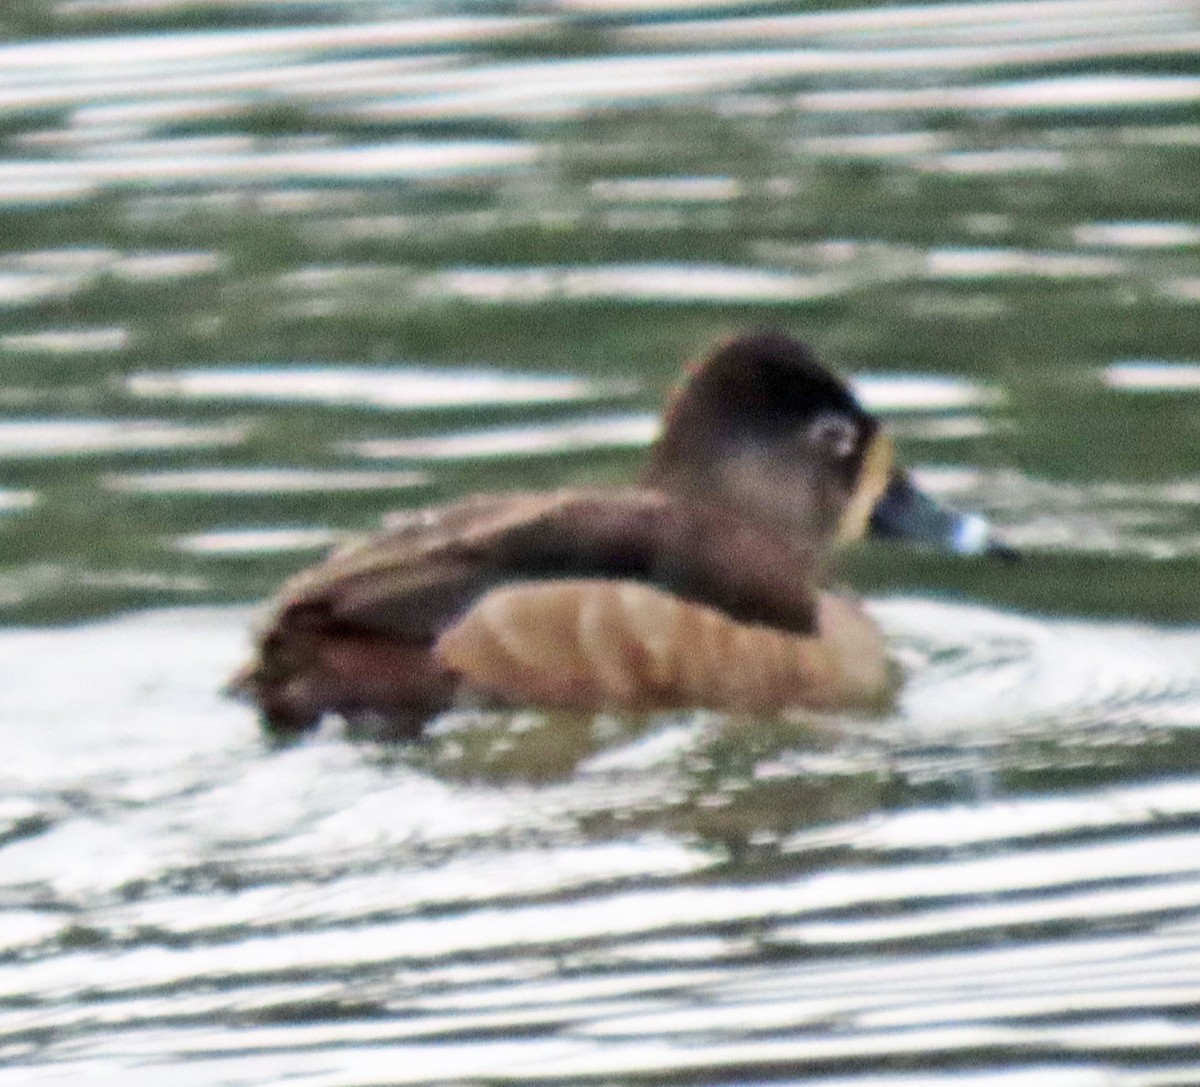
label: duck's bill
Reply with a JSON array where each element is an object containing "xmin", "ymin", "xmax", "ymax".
[{"xmin": 869, "ymin": 470, "xmax": 1017, "ymax": 558}]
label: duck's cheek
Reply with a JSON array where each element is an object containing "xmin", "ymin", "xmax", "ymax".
[{"xmin": 714, "ymin": 448, "xmax": 838, "ymax": 540}]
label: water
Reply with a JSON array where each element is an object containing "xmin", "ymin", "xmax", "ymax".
[{"xmin": 3, "ymin": 0, "xmax": 1200, "ymax": 1083}]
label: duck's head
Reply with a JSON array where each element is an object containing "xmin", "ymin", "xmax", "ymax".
[{"xmin": 642, "ymin": 330, "xmax": 1012, "ymax": 557}]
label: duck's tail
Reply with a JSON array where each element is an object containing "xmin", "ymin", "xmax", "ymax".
[{"xmin": 223, "ymin": 614, "xmax": 454, "ymax": 740}]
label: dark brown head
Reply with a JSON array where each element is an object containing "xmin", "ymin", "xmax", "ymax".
[{"xmin": 643, "ymin": 330, "xmax": 1011, "ymax": 556}]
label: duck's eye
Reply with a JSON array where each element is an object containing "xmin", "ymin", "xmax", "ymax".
[{"xmin": 808, "ymin": 411, "xmax": 859, "ymax": 459}]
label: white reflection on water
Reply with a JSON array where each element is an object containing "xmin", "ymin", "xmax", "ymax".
[
  {"xmin": 0, "ymin": 489, "xmax": 36, "ymax": 512},
  {"xmin": 108, "ymin": 467, "xmax": 429, "ymax": 495},
  {"xmin": 1162, "ymin": 278, "xmax": 1200, "ymax": 302},
  {"xmin": 106, "ymin": 842, "xmax": 710, "ymax": 936},
  {"xmin": 0, "ymin": 269, "xmax": 86, "ymax": 304},
  {"xmin": 561, "ymin": 0, "xmax": 775, "ymax": 11},
  {"xmin": 881, "ymin": 597, "xmax": 1200, "ymax": 739},
  {"xmin": 0, "ymin": 327, "xmax": 129, "ymax": 353},
  {"xmin": 890, "ymin": 415, "xmax": 994, "ymax": 440},
  {"xmin": 796, "ymin": 73, "xmax": 1200, "ymax": 116},
  {"xmin": 0, "ymin": 141, "xmax": 541, "ymax": 199},
  {"xmin": 127, "ymin": 366, "xmax": 634, "ymax": 409},
  {"xmin": 854, "ymin": 374, "xmax": 1000, "ymax": 412},
  {"xmin": 1105, "ymin": 361, "xmax": 1200, "ymax": 390},
  {"xmin": 17, "ymin": 0, "xmax": 1184, "ymax": 138},
  {"xmin": 421, "ymin": 263, "xmax": 845, "ymax": 303},
  {"xmin": 924, "ymin": 247, "xmax": 1126, "ymax": 279},
  {"xmin": 0, "ymin": 177, "xmax": 97, "ymax": 207},
  {"xmin": 5, "ymin": 247, "xmax": 219, "ymax": 275},
  {"xmin": 264, "ymin": 249, "xmax": 1143, "ymax": 311},
  {"xmin": 0, "ymin": 16, "xmax": 549, "ymax": 71},
  {"xmin": 616, "ymin": 0, "xmax": 1197, "ymax": 44},
  {"xmin": 3, "ymin": 0, "xmax": 1200, "ymax": 1081},
  {"xmin": 339, "ymin": 377, "xmax": 996, "ymax": 462},
  {"xmin": 590, "ymin": 176, "xmax": 742, "ymax": 203},
  {"xmin": 174, "ymin": 527, "xmax": 343, "ymax": 554},
  {"xmin": 916, "ymin": 148, "xmax": 1070, "ymax": 174},
  {"xmin": 786, "ymin": 778, "xmax": 1200, "ymax": 857},
  {"xmin": 3, "ymin": 601, "xmax": 1200, "ymax": 1084},
  {"xmin": 0, "ymin": 249, "xmax": 220, "ymax": 301},
  {"xmin": 349, "ymin": 39, "xmax": 1200, "ymax": 123},
  {"xmin": 346, "ymin": 413, "xmax": 660, "ymax": 461},
  {"xmin": 786, "ymin": 872, "xmax": 1200, "ymax": 947},
  {"xmin": 798, "ymin": 130, "xmax": 954, "ymax": 160},
  {"xmin": 10, "ymin": 815, "xmax": 1200, "ymax": 993},
  {"xmin": 0, "ymin": 419, "xmax": 246, "ymax": 457},
  {"xmin": 1074, "ymin": 221, "xmax": 1200, "ymax": 248}
]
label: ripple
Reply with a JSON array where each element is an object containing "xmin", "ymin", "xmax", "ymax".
[
  {"xmin": 0, "ymin": 16, "xmax": 550, "ymax": 73},
  {"xmin": 781, "ymin": 873, "xmax": 1200, "ymax": 947},
  {"xmin": 854, "ymin": 374, "xmax": 1001, "ymax": 412},
  {"xmin": 617, "ymin": 0, "xmax": 1196, "ymax": 47},
  {"xmin": 3, "ymin": 2, "xmax": 1200, "ymax": 1083},
  {"xmin": 0, "ymin": 249, "xmax": 220, "ymax": 300},
  {"xmin": 589, "ymin": 176, "xmax": 741, "ymax": 203},
  {"xmin": 0, "ymin": 326, "xmax": 129, "ymax": 353},
  {"xmin": 5, "ymin": 601, "xmax": 1200, "ymax": 1084},
  {"xmin": 107, "ymin": 468, "xmax": 430, "ymax": 496},
  {"xmin": 349, "ymin": 39, "xmax": 1200, "ymax": 123},
  {"xmin": 1105, "ymin": 361, "xmax": 1200, "ymax": 391},
  {"xmin": 345, "ymin": 414, "xmax": 659, "ymax": 462},
  {"xmin": 0, "ymin": 489, "xmax": 36, "ymax": 512},
  {"xmin": 419, "ymin": 263, "xmax": 845, "ymax": 303},
  {"xmin": 339, "ymin": 377, "xmax": 997, "ymax": 463},
  {"xmin": 126, "ymin": 366, "xmax": 634, "ymax": 410},
  {"xmin": 797, "ymin": 73, "xmax": 1200, "ymax": 115},
  {"xmin": 173, "ymin": 527, "xmax": 344, "ymax": 555},
  {"xmin": 1074, "ymin": 221, "xmax": 1200, "ymax": 248},
  {"xmin": 924, "ymin": 247, "xmax": 1126, "ymax": 279},
  {"xmin": 0, "ymin": 141, "xmax": 541, "ymax": 198},
  {"xmin": 0, "ymin": 419, "xmax": 246, "ymax": 458}
]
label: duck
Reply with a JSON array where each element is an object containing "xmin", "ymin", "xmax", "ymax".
[{"xmin": 228, "ymin": 330, "xmax": 1011, "ymax": 739}]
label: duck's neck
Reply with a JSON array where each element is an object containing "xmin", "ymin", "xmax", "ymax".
[{"xmin": 642, "ymin": 445, "xmax": 844, "ymax": 557}]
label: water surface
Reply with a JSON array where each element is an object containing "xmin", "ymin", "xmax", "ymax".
[{"xmin": 4, "ymin": 1, "xmax": 1200, "ymax": 1083}]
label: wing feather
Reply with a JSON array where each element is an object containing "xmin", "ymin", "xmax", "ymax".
[{"xmin": 264, "ymin": 486, "xmax": 820, "ymax": 640}]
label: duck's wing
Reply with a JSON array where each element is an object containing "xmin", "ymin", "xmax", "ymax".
[
  {"xmin": 270, "ymin": 486, "xmax": 820, "ymax": 641},
  {"xmin": 265, "ymin": 490, "xmax": 571, "ymax": 642}
]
